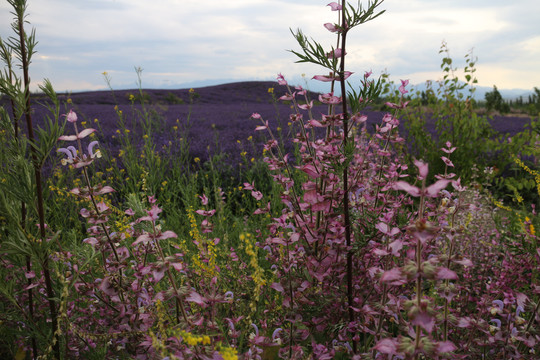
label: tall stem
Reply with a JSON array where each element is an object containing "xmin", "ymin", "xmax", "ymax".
[
  {"xmin": 338, "ymin": 2, "xmax": 356, "ymax": 353},
  {"xmin": 6, "ymin": 58, "xmax": 37, "ymax": 359},
  {"xmin": 16, "ymin": 7, "xmax": 60, "ymax": 358}
]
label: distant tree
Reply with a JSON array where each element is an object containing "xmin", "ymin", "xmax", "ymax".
[
  {"xmin": 534, "ymin": 87, "xmax": 540, "ymax": 103},
  {"xmin": 485, "ymin": 85, "xmax": 510, "ymax": 114}
]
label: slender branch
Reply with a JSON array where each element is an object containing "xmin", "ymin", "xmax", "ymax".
[{"xmin": 15, "ymin": 3, "xmax": 60, "ymax": 358}]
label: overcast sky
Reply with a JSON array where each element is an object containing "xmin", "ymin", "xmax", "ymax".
[{"xmin": 0, "ymin": 0, "xmax": 539, "ymax": 94}]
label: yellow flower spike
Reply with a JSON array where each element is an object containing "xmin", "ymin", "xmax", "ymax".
[{"xmin": 268, "ymin": 87, "xmax": 274, "ymax": 94}]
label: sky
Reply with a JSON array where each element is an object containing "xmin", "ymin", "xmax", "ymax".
[{"xmin": 0, "ymin": 0, "xmax": 539, "ymax": 95}]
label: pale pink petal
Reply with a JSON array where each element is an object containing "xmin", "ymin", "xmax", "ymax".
[
  {"xmin": 186, "ymin": 291, "xmax": 207, "ymax": 307},
  {"xmin": 323, "ymin": 23, "xmax": 339, "ymax": 33},
  {"xmin": 327, "ymin": 2, "xmax": 342, "ymax": 11},
  {"xmin": 436, "ymin": 267, "xmax": 458, "ymax": 280},
  {"xmin": 156, "ymin": 230, "xmax": 178, "ymax": 240},
  {"xmin": 426, "ymin": 179, "xmax": 450, "ymax": 197},
  {"xmin": 437, "ymin": 341, "xmax": 456, "ymax": 353},
  {"xmin": 77, "ymin": 128, "xmax": 96, "ymax": 139},
  {"xmin": 133, "ymin": 234, "xmax": 152, "ymax": 246},
  {"xmin": 412, "ymin": 312, "xmax": 435, "ymax": 333},
  {"xmin": 373, "ymin": 338, "xmax": 398, "ymax": 354},
  {"xmin": 414, "ymin": 160, "xmax": 429, "ymax": 179},
  {"xmin": 393, "ymin": 181, "xmax": 421, "ymax": 197},
  {"xmin": 58, "ymin": 135, "xmax": 78, "ymax": 141}
]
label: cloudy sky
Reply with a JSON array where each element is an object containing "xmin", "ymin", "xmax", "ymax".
[{"xmin": 0, "ymin": 0, "xmax": 539, "ymax": 94}]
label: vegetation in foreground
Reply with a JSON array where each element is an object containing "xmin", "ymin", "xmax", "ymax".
[{"xmin": 0, "ymin": 0, "xmax": 539, "ymax": 359}]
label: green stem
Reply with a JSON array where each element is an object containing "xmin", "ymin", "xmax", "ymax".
[{"xmin": 16, "ymin": 5, "xmax": 60, "ymax": 358}]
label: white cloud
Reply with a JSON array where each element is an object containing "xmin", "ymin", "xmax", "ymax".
[{"xmin": 0, "ymin": 0, "xmax": 539, "ymax": 92}]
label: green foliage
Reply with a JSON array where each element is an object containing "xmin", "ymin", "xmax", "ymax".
[
  {"xmin": 485, "ymin": 85, "xmax": 510, "ymax": 114},
  {"xmin": 164, "ymin": 92, "xmax": 185, "ymax": 104}
]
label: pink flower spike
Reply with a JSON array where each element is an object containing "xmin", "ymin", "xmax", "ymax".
[
  {"xmin": 399, "ymin": 79, "xmax": 409, "ymax": 95},
  {"xmin": 199, "ymin": 194, "xmax": 209, "ymax": 206},
  {"xmin": 442, "ymin": 142, "xmax": 457, "ymax": 153},
  {"xmin": 66, "ymin": 110, "xmax": 78, "ymax": 123},
  {"xmin": 146, "ymin": 204, "xmax": 162, "ymax": 221},
  {"xmin": 276, "ymin": 73, "xmax": 287, "ymax": 86},
  {"xmin": 251, "ymin": 113, "xmax": 261, "ymax": 119},
  {"xmin": 327, "ymin": 2, "xmax": 342, "ymax": 11}
]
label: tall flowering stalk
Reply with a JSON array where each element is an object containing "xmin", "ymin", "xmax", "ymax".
[
  {"xmin": 290, "ymin": 1, "xmax": 385, "ymax": 352},
  {"xmin": 0, "ymin": 1, "xmax": 64, "ymax": 357}
]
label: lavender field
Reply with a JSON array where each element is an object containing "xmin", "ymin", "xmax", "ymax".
[
  {"xmin": 28, "ymin": 81, "xmax": 535, "ymax": 171},
  {"xmin": 1, "ymin": 1, "xmax": 540, "ymax": 360}
]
